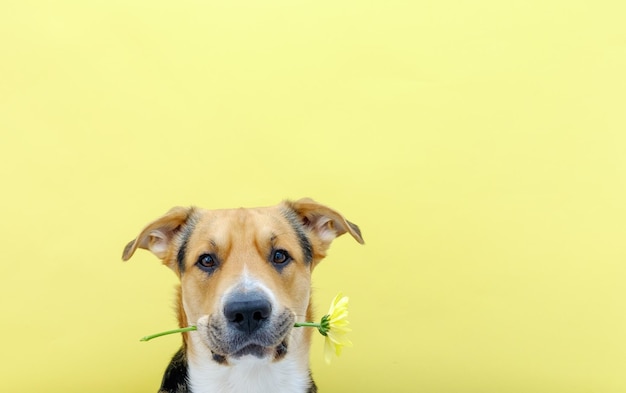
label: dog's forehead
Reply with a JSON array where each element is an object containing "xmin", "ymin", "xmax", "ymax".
[{"xmin": 191, "ymin": 204, "xmax": 291, "ymax": 240}]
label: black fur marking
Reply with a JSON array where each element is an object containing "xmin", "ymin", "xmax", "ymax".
[
  {"xmin": 308, "ymin": 370, "xmax": 318, "ymax": 393},
  {"xmin": 211, "ymin": 351, "xmax": 228, "ymax": 365},
  {"xmin": 176, "ymin": 212, "xmax": 197, "ymax": 274},
  {"xmin": 281, "ymin": 208, "xmax": 313, "ymax": 264},
  {"xmin": 177, "ymin": 238, "xmax": 189, "ymax": 274},
  {"xmin": 274, "ymin": 340, "xmax": 288, "ymax": 361},
  {"xmin": 158, "ymin": 348, "xmax": 189, "ymax": 393}
]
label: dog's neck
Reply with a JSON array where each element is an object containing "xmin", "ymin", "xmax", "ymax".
[{"xmin": 185, "ymin": 332, "xmax": 313, "ymax": 393}]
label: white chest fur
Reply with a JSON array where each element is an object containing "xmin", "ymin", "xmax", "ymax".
[{"xmin": 187, "ymin": 354, "xmax": 311, "ymax": 393}]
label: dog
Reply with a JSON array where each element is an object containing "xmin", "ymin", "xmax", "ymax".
[{"xmin": 122, "ymin": 198, "xmax": 363, "ymax": 393}]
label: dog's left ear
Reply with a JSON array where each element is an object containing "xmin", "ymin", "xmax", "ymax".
[
  {"xmin": 287, "ymin": 198, "xmax": 364, "ymax": 250},
  {"xmin": 122, "ymin": 206, "xmax": 193, "ymax": 262}
]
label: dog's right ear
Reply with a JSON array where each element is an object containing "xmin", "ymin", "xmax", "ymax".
[{"xmin": 122, "ymin": 206, "xmax": 192, "ymax": 262}]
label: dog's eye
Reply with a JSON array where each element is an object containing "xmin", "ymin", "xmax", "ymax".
[
  {"xmin": 196, "ymin": 254, "xmax": 218, "ymax": 271},
  {"xmin": 271, "ymin": 249, "xmax": 291, "ymax": 265}
]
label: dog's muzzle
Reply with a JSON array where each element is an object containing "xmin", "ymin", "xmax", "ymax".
[{"xmin": 201, "ymin": 291, "xmax": 295, "ymax": 360}]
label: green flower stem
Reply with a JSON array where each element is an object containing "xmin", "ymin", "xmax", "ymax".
[
  {"xmin": 140, "ymin": 326, "xmax": 198, "ymax": 342},
  {"xmin": 293, "ymin": 322, "xmax": 322, "ymax": 328},
  {"xmin": 297, "ymin": 316, "xmax": 330, "ymax": 336},
  {"xmin": 141, "ymin": 321, "xmax": 324, "ymax": 342}
]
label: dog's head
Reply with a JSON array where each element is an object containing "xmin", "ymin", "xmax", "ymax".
[{"xmin": 122, "ymin": 198, "xmax": 363, "ymax": 364}]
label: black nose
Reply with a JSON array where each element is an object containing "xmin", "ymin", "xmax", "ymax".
[{"xmin": 224, "ymin": 294, "xmax": 272, "ymax": 334}]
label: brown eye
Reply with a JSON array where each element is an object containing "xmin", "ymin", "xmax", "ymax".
[
  {"xmin": 196, "ymin": 254, "xmax": 218, "ymax": 272},
  {"xmin": 272, "ymin": 249, "xmax": 291, "ymax": 265}
]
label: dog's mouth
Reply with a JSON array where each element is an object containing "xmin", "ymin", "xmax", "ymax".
[
  {"xmin": 197, "ymin": 309, "xmax": 294, "ymax": 361},
  {"xmin": 231, "ymin": 340, "xmax": 289, "ymax": 359}
]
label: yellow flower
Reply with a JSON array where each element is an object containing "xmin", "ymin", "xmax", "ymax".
[{"xmin": 320, "ymin": 293, "xmax": 352, "ymax": 364}]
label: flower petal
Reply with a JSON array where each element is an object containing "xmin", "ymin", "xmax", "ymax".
[
  {"xmin": 324, "ymin": 336, "xmax": 335, "ymax": 364},
  {"xmin": 320, "ymin": 292, "xmax": 352, "ymax": 363},
  {"xmin": 327, "ymin": 330, "xmax": 353, "ymax": 347}
]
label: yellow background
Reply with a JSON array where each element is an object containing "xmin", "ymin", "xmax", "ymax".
[{"xmin": 1, "ymin": 1, "xmax": 625, "ymax": 392}]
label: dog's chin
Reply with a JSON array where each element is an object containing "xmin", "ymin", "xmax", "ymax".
[{"xmin": 231, "ymin": 344, "xmax": 271, "ymax": 359}]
